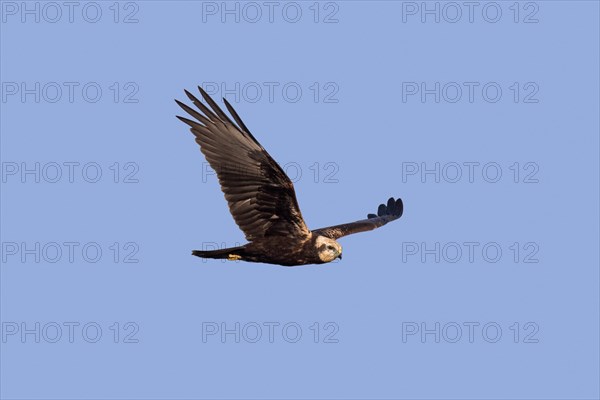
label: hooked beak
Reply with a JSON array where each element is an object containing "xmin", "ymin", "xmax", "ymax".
[{"xmin": 337, "ymin": 252, "xmax": 342, "ymax": 260}]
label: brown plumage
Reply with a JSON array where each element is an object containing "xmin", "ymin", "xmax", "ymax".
[{"xmin": 176, "ymin": 86, "xmax": 403, "ymax": 266}]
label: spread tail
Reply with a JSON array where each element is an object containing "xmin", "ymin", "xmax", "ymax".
[{"xmin": 192, "ymin": 245, "xmax": 246, "ymax": 261}]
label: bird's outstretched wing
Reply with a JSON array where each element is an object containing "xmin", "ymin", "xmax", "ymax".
[
  {"xmin": 312, "ymin": 197, "xmax": 403, "ymax": 240},
  {"xmin": 176, "ymin": 87, "xmax": 310, "ymax": 241}
]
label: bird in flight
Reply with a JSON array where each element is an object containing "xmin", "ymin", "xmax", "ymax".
[{"xmin": 176, "ymin": 87, "xmax": 403, "ymax": 266}]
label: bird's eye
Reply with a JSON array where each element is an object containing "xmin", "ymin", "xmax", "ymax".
[{"xmin": 327, "ymin": 245, "xmax": 334, "ymax": 250}]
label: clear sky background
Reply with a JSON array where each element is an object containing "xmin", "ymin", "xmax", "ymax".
[{"xmin": 1, "ymin": 1, "xmax": 599, "ymax": 399}]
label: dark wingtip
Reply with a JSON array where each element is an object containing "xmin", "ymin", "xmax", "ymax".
[
  {"xmin": 396, "ymin": 198, "xmax": 404, "ymax": 217},
  {"xmin": 387, "ymin": 197, "xmax": 395, "ymax": 210},
  {"xmin": 176, "ymin": 115, "xmax": 195, "ymax": 124},
  {"xmin": 198, "ymin": 85, "xmax": 208, "ymax": 96},
  {"xmin": 174, "ymin": 99, "xmax": 186, "ymax": 109},
  {"xmin": 176, "ymin": 115, "xmax": 201, "ymax": 133},
  {"xmin": 198, "ymin": 86, "xmax": 215, "ymax": 104},
  {"xmin": 184, "ymin": 89, "xmax": 200, "ymax": 103},
  {"xmin": 373, "ymin": 197, "xmax": 404, "ymax": 218}
]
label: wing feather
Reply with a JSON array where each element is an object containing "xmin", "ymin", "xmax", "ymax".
[
  {"xmin": 176, "ymin": 87, "xmax": 310, "ymax": 241},
  {"xmin": 312, "ymin": 197, "xmax": 403, "ymax": 240},
  {"xmin": 223, "ymin": 97, "xmax": 253, "ymax": 137}
]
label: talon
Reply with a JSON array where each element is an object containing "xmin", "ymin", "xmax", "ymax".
[{"xmin": 228, "ymin": 254, "xmax": 241, "ymax": 261}]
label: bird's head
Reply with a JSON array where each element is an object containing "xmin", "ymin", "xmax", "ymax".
[{"xmin": 315, "ymin": 235, "xmax": 343, "ymax": 263}]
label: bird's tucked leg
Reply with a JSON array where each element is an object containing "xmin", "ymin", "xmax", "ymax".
[{"xmin": 192, "ymin": 245, "xmax": 246, "ymax": 261}]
